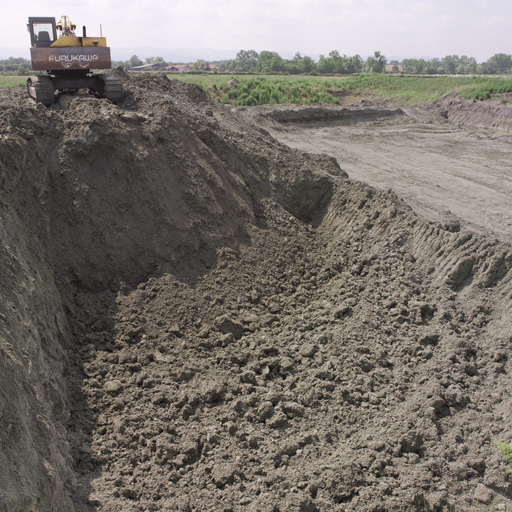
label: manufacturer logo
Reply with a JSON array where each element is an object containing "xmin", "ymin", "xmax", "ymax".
[{"xmin": 48, "ymin": 54, "xmax": 100, "ymax": 63}]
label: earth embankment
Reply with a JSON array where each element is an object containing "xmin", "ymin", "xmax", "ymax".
[
  {"xmin": 0, "ymin": 75, "xmax": 511, "ymax": 512},
  {"xmin": 0, "ymin": 74, "xmax": 341, "ymax": 511}
]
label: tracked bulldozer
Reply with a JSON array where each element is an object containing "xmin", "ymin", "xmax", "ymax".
[{"xmin": 27, "ymin": 15, "xmax": 123, "ymax": 106}]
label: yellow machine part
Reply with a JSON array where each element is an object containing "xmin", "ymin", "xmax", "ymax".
[
  {"xmin": 51, "ymin": 35, "xmax": 82, "ymax": 47},
  {"xmin": 82, "ymin": 37, "xmax": 107, "ymax": 47},
  {"xmin": 50, "ymin": 36, "xmax": 107, "ymax": 48}
]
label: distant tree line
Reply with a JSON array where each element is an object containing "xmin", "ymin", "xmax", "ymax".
[
  {"xmin": 113, "ymin": 55, "xmax": 215, "ymax": 71},
  {"xmin": 397, "ymin": 54, "xmax": 512, "ymax": 75},
  {"xmin": 0, "ymin": 57, "xmax": 31, "ymax": 75},
  {"xmin": 112, "ymin": 55, "xmax": 170, "ymax": 69},
  {"xmin": 217, "ymin": 50, "xmax": 387, "ymax": 74},
  {"xmin": 216, "ymin": 50, "xmax": 512, "ymax": 75},
  {"xmin": 3, "ymin": 52, "xmax": 512, "ymax": 76}
]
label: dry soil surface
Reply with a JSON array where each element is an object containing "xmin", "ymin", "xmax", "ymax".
[
  {"xmin": 235, "ymin": 101, "xmax": 512, "ymax": 241},
  {"xmin": 1, "ymin": 75, "xmax": 512, "ymax": 512}
]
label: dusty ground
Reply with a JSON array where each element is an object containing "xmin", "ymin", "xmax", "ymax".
[
  {"xmin": 235, "ymin": 101, "xmax": 512, "ymax": 241},
  {"xmin": 1, "ymin": 76, "xmax": 512, "ymax": 512}
]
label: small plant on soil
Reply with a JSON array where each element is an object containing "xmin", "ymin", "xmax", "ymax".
[
  {"xmin": 495, "ymin": 440, "xmax": 512, "ymax": 474},
  {"xmin": 490, "ymin": 497, "xmax": 512, "ymax": 512}
]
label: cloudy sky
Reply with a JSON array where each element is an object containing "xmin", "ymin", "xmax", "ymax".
[{"xmin": 6, "ymin": 0, "xmax": 510, "ymax": 61}]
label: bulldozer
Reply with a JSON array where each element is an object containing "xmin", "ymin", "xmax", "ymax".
[{"xmin": 27, "ymin": 15, "xmax": 123, "ymax": 106}]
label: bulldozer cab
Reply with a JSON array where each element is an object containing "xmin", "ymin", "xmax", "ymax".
[{"xmin": 28, "ymin": 17, "xmax": 57, "ymax": 47}]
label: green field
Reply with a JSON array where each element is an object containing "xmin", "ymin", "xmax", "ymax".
[
  {"xmin": 3, "ymin": 72, "xmax": 512, "ymax": 106},
  {"xmin": 172, "ymin": 74, "xmax": 353, "ymax": 105},
  {"xmin": 326, "ymin": 74, "xmax": 512, "ymax": 103},
  {"xmin": 171, "ymin": 73, "xmax": 512, "ymax": 105},
  {"xmin": 0, "ymin": 76, "xmax": 26, "ymax": 87},
  {"xmin": 173, "ymin": 75, "xmax": 345, "ymax": 105},
  {"xmin": 170, "ymin": 73, "xmax": 352, "ymax": 88}
]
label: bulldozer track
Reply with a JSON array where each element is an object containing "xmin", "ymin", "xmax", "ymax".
[
  {"xmin": 100, "ymin": 74, "xmax": 123, "ymax": 104},
  {"xmin": 26, "ymin": 75, "xmax": 55, "ymax": 107}
]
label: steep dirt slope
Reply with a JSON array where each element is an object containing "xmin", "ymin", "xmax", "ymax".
[
  {"xmin": 0, "ymin": 101, "xmax": 75, "ymax": 511},
  {"xmin": 0, "ymin": 74, "xmax": 340, "ymax": 512},
  {"xmin": 71, "ymin": 182, "xmax": 512, "ymax": 512},
  {"xmin": 0, "ymin": 75, "xmax": 511, "ymax": 512},
  {"xmin": 435, "ymin": 93, "xmax": 512, "ymax": 132}
]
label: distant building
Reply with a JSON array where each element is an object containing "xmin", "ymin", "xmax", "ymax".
[
  {"xmin": 129, "ymin": 63, "xmax": 164, "ymax": 72},
  {"xmin": 165, "ymin": 64, "xmax": 193, "ymax": 72}
]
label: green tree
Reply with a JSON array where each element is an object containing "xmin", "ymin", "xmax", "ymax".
[
  {"xmin": 17, "ymin": 64, "xmax": 29, "ymax": 75},
  {"xmin": 328, "ymin": 50, "xmax": 344, "ymax": 73},
  {"xmin": 147, "ymin": 56, "xmax": 168, "ymax": 69},
  {"xmin": 347, "ymin": 55, "xmax": 363, "ymax": 73},
  {"xmin": 487, "ymin": 53, "xmax": 512, "ymax": 74},
  {"xmin": 145, "ymin": 56, "xmax": 164, "ymax": 64},
  {"xmin": 367, "ymin": 51, "xmax": 387, "ymax": 73},
  {"xmin": 218, "ymin": 59, "xmax": 237, "ymax": 72},
  {"xmin": 455, "ymin": 56, "xmax": 477, "ymax": 74},
  {"xmin": 414, "ymin": 59, "xmax": 426, "ymax": 74},
  {"xmin": 467, "ymin": 57, "xmax": 478, "ymax": 74},
  {"xmin": 441, "ymin": 55, "xmax": 459, "ymax": 74},
  {"xmin": 425, "ymin": 58, "xmax": 441, "ymax": 74},
  {"xmin": 257, "ymin": 51, "xmax": 284, "ymax": 73},
  {"xmin": 286, "ymin": 52, "xmax": 306, "ymax": 74},
  {"xmin": 193, "ymin": 59, "xmax": 210, "ymax": 71},
  {"xmin": 316, "ymin": 54, "xmax": 335, "ymax": 74},
  {"xmin": 129, "ymin": 55, "xmax": 143, "ymax": 67},
  {"xmin": 301, "ymin": 55, "xmax": 315, "ymax": 73},
  {"xmin": 235, "ymin": 49, "xmax": 259, "ymax": 71},
  {"xmin": 401, "ymin": 59, "xmax": 415, "ymax": 74}
]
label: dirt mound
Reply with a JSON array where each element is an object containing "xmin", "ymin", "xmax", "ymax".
[
  {"xmin": 435, "ymin": 93, "xmax": 512, "ymax": 131},
  {"xmin": 230, "ymin": 103, "xmax": 404, "ymax": 131},
  {"xmin": 0, "ymin": 74, "xmax": 340, "ymax": 511},
  {"xmin": 41, "ymin": 74, "xmax": 342, "ymax": 289},
  {"xmin": 1, "ymin": 75, "xmax": 512, "ymax": 512}
]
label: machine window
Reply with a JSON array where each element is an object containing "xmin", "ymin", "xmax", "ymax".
[{"xmin": 33, "ymin": 23, "xmax": 55, "ymax": 42}]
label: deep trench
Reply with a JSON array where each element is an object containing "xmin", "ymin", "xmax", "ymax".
[{"xmin": 1, "ymin": 76, "xmax": 512, "ymax": 512}]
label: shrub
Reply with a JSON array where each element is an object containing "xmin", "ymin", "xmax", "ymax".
[{"xmin": 495, "ymin": 440, "xmax": 512, "ymax": 474}]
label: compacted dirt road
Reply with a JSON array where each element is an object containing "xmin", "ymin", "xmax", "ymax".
[{"xmin": 238, "ymin": 102, "xmax": 512, "ymax": 241}]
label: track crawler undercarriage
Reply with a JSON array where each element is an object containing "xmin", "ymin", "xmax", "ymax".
[{"xmin": 26, "ymin": 72, "xmax": 123, "ymax": 107}]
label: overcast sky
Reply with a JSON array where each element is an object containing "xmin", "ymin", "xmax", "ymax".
[{"xmin": 6, "ymin": 0, "xmax": 510, "ymax": 61}]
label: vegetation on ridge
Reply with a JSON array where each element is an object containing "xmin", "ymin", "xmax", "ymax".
[
  {"xmin": 199, "ymin": 77, "xmax": 342, "ymax": 106},
  {"xmin": 174, "ymin": 74, "xmax": 512, "ymax": 106},
  {"xmin": 2, "ymin": 61, "xmax": 511, "ymax": 107}
]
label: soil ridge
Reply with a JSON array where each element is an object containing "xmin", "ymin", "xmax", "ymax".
[{"xmin": 0, "ymin": 74, "xmax": 511, "ymax": 511}]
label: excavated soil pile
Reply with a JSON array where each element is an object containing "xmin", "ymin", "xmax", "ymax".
[
  {"xmin": 435, "ymin": 93, "xmax": 512, "ymax": 132},
  {"xmin": 1, "ymin": 74, "xmax": 512, "ymax": 512},
  {"xmin": 230, "ymin": 103, "xmax": 406, "ymax": 132}
]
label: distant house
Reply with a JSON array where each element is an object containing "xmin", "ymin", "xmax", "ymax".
[
  {"xmin": 129, "ymin": 63, "xmax": 164, "ymax": 72},
  {"xmin": 165, "ymin": 64, "xmax": 193, "ymax": 72}
]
